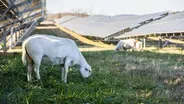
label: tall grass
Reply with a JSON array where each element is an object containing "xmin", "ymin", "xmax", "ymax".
[{"xmin": 0, "ymin": 50, "xmax": 184, "ymax": 103}]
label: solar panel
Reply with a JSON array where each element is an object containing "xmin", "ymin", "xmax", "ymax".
[
  {"xmin": 55, "ymin": 12, "xmax": 167, "ymax": 38},
  {"xmin": 115, "ymin": 12, "xmax": 184, "ymax": 38},
  {"xmin": 54, "ymin": 16, "xmax": 77, "ymax": 24}
]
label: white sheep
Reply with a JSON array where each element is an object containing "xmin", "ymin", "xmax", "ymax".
[
  {"xmin": 114, "ymin": 39, "xmax": 142, "ymax": 51},
  {"xmin": 22, "ymin": 34, "xmax": 92, "ymax": 83}
]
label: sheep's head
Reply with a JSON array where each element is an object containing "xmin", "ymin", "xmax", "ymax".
[
  {"xmin": 114, "ymin": 47, "xmax": 119, "ymax": 52},
  {"xmin": 80, "ymin": 64, "xmax": 92, "ymax": 78},
  {"xmin": 114, "ymin": 41, "xmax": 123, "ymax": 52}
]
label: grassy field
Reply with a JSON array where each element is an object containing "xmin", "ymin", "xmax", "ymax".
[{"xmin": 0, "ymin": 50, "xmax": 184, "ymax": 104}]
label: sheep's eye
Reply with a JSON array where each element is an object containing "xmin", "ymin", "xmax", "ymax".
[
  {"xmin": 85, "ymin": 68, "xmax": 91, "ymax": 73},
  {"xmin": 85, "ymin": 68, "xmax": 88, "ymax": 71}
]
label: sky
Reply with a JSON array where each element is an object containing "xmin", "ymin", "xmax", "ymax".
[{"xmin": 46, "ymin": 0, "xmax": 184, "ymax": 16}]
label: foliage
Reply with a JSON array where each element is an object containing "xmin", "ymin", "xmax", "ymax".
[{"xmin": 0, "ymin": 50, "xmax": 184, "ymax": 104}]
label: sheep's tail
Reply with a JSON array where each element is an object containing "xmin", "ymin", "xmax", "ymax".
[{"xmin": 22, "ymin": 42, "xmax": 27, "ymax": 66}]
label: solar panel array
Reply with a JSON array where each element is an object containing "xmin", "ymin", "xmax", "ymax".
[
  {"xmin": 55, "ymin": 16, "xmax": 77, "ymax": 24},
  {"xmin": 115, "ymin": 12, "xmax": 184, "ymax": 39},
  {"xmin": 55, "ymin": 12, "xmax": 168, "ymax": 38}
]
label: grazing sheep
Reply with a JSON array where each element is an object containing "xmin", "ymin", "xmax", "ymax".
[
  {"xmin": 114, "ymin": 39, "xmax": 142, "ymax": 51},
  {"xmin": 22, "ymin": 34, "xmax": 91, "ymax": 83}
]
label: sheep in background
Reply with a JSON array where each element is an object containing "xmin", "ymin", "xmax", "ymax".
[
  {"xmin": 114, "ymin": 39, "xmax": 142, "ymax": 51},
  {"xmin": 22, "ymin": 34, "xmax": 91, "ymax": 83}
]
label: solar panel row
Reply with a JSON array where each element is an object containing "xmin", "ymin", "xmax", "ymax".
[
  {"xmin": 115, "ymin": 12, "xmax": 184, "ymax": 38},
  {"xmin": 54, "ymin": 12, "xmax": 183, "ymax": 39}
]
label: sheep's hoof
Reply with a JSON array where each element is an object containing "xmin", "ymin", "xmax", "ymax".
[
  {"xmin": 27, "ymin": 79, "xmax": 32, "ymax": 82},
  {"xmin": 34, "ymin": 80, "xmax": 43, "ymax": 84},
  {"xmin": 61, "ymin": 78, "xmax": 67, "ymax": 83},
  {"xmin": 28, "ymin": 80, "xmax": 32, "ymax": 83},
  {"xmin": 38, "ymin": 81, "xmax": 43, "ymax": 84},
  {"xmin": 64, "ymin": 80, "xmax": 67, "ymax": 83}
]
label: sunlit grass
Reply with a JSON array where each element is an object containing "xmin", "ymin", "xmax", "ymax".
[{"xmin": 0, "ymin": 50, "xmax": 184, "ymax": 103}]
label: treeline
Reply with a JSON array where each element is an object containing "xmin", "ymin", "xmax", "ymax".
[{"xmin": 47, "ymin": 12, "xmax": 89, "ymax": 20}]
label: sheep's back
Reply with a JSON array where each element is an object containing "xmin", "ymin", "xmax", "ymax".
[{"xmin": 23, "ymin": 34, "xmax": 80, "ymax": 65}]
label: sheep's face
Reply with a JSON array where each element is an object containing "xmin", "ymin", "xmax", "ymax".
[
  {"xmin": 114, "ymin": 47, "xmax": 119, "ymax": 52},
  {"xmin": 114, "ymin": 41, "xmax": 123, "ymax": 52},
  {"xmin": 80, "ymin": 64, "xmax": 92, "ymax": 78}
]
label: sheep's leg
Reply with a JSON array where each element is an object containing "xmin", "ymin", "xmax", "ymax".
[
  {"xmin": 27, "ymin": 55, "xmax": 33, "ymax": 82},
  {"xmin": 64, "ymin": 59, "xmax": 71, "ymax": 83},
  {"xmin": 27, "ymin": 63, "xmax": 32, "ymax": 82},
  {"xmin": 132, "ymin": 47, "xmax": 135, "ymax": 51},
  {"xmin": 61, "ymin": 67, "xmax": 64, "ymax": 81},
  {"xmin": 33, "ymin": 56, "xmax": 42, "ymax": 81},
  {"xmin": 34, "ymin": 63, "xmax": 41, "ymax": 80}
]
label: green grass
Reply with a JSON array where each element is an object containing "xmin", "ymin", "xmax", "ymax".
[
  {"xmin": 32, "ymin": 29, "xmax": 58, "ymax": 36},
  {"xmin": 0, "ymin": 50, "xmax": 184, "ymax": 104}
]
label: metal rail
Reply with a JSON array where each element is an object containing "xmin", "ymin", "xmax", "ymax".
[{"xmin": 0, "ymin": 0, "xmax": 45, "ymax": 53}]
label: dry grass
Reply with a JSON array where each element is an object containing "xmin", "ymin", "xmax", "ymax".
[{"xmin": 144, "ymin": 47, "xmax": 184, "ymax": 55}]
